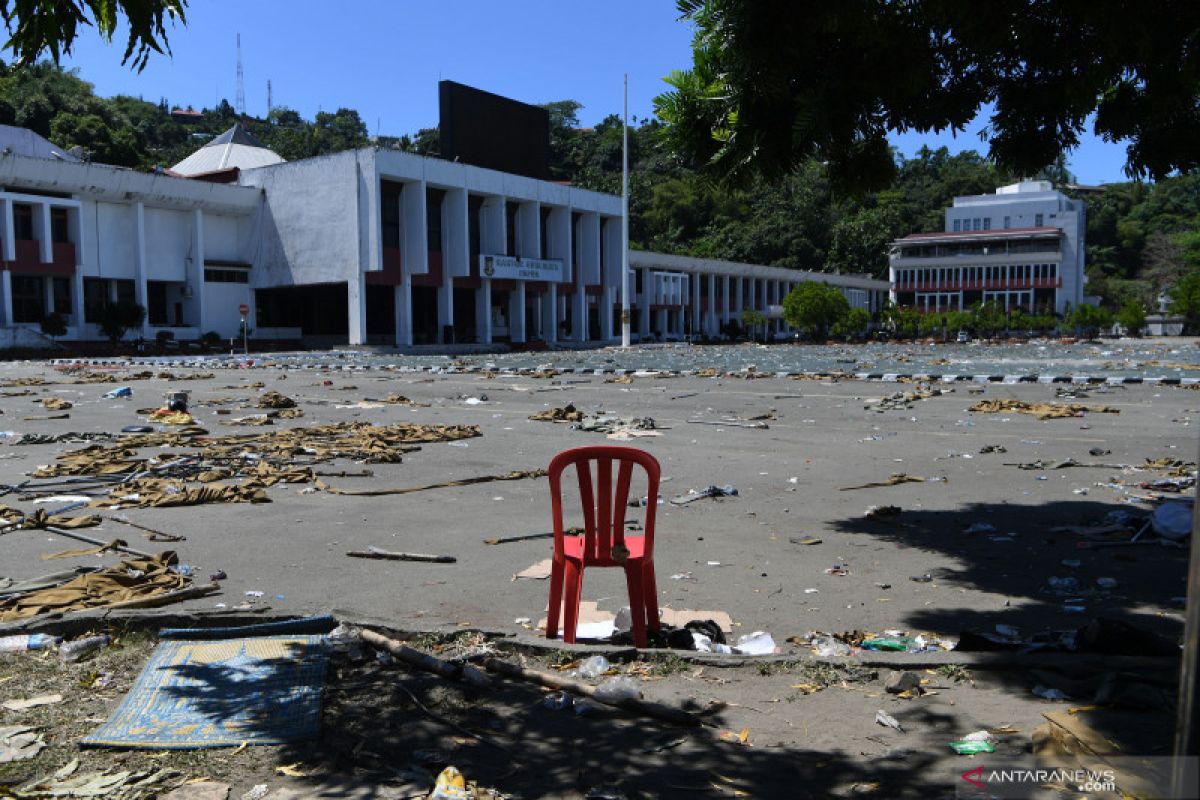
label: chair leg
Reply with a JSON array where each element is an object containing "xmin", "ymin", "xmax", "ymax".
[
  {"xmin": 624, "ymin": 564, "xmax": 647, "ymax": 648},
  {"xmin": 562, "ymin": 560, "xmax": 583, "ymax": 644},
  {"xmin": 642, "ymin": 562, "xmax": 660, "ymax": 633},
  {"xmin": 545, "ymin": 557, "xmax": 565, "ymax": 640}
]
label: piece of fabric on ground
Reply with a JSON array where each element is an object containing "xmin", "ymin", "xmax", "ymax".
[
  {"xmin": 0, "ymin": 552, "xmax": 189, "ymax": 621},
  {"xmin": 969, "ymin": 399, "xmax": 1119, "ymax": 419},
  {"xmin": 82, "ymin": 632, "xmax": 329, "ymax": 748}
]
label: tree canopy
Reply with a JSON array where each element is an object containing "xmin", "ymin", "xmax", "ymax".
[
  {"xmin": 655, "ymin": 0, "xmax": 1200, "ymax": 192},
  {"xmin": 0, "ymin": 0, "xmax": 186, "ymax": 70}
]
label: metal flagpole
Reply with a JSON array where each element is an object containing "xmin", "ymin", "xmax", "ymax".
[{"xmin": 621, "ymin": 73, "xmax": 631, "ymax": 348}]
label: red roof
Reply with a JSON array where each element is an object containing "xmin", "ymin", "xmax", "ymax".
[{"xmin": 899, "ymin": 226, "xmax": 1062, "ymax": 241}]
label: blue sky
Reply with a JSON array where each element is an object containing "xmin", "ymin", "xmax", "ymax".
[{"xmin": 63, "ymin": 0, "xmax": 1129, "ymax": 185}]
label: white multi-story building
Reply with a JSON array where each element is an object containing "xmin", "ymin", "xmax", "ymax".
[
  {"xmin": 888, "ymin": 181, "xmax": 1086, "ymax": 315},
  {"xmin": 0, "ymin": 120, "xmax": 889, "ymax": 346}
]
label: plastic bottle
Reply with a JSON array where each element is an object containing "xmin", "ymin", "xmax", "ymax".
[
  {"xmin": 594, "ymin": 676, "xmax": 641, "ymax": 703},
  {"xmin": 0, "ymin": 633, "xmax": 61, "ymax": 652},
  {"xmin": 578, "ymin": 655, "xmax": 610, "ymax": 679},
  {"xmin": 60, "ymin": 634, "xmax": 110, "ymax": 662}
]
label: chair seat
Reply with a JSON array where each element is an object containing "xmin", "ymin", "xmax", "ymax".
[{"xmin": 562, "ymin": 534, "xmax": 647, "ymax": 565}]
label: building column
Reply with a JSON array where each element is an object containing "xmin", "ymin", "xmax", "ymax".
[
  {"xmin": 509, "ymin": 280, "xmax": 526, "ymax": 343},
  {"xmin": 690, "ymin": 274, "xmax": 699, "ymax": 336},
  {"xmin": 638, "ymin": 269, "xmax": 651, "ymax": 340},
  {"xmin": 395, "ymin": 273, "xmax": 413, "ymax": 347},
  {"xmin": 133, "ymin": 203, "xmax": 149, "ymax": 340},
  {"xmin": 36, "ymin": 203, "xmax": 52, "ymax": 264},
  {"xmin": 719, "ymin": 276, "xmax": 729, "ymax": 326},
  {"xmin": 541, "ymin": 284, "xmax": 557, "ymax": 345},
  {"xmin": 705, "ymin": 274, "xmax": 716, "ymax": 335},
  {"xmin": 190, "ymin": 209, "xmax": 205, "ymax": 334},
  {"xmin": 437, "ymin": 276, "xmax": 454, "ymax": 344},
  {"xmin": 600, "ymin": 286, "xmax": 613, "ymax": 340},
  {"xmin": 476, "ymin": 279, "xmax": 493, "ymax": 344},
  {"xmin": 347, "ymin": 272, "xmax": 366, "ymax": 345},
  {"xmin": 0, "ymin": 270, "xmax": 11, "ymax": 326},
  {"xmin": 1, "ymin": 198, "xmax": 14, "ymax": 261},
  {"xmin": 733, "ymin": 276, "xmax": 743, "ymax": 316}
]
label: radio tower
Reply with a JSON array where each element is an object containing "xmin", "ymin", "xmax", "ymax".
[{"xmin": 235, "ymin": 33, "xmax": 246, "ymax": 116}]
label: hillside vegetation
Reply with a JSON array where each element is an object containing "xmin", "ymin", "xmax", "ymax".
[{"xmin": 2, "ymin": 63, "xmax": 1198, "ymax": 310}]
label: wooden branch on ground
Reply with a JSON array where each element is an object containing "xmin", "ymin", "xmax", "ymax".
[
  {"xmin": 360, "ymin": 629, "xmax": 490, "ymax": 688},
  {"xmin": 482, "ymin": 657, "xmax": 703, "ymax": 727},
  {"xmin": 347, "ymin": 547, "xmax": 456, "ymax": 563}
]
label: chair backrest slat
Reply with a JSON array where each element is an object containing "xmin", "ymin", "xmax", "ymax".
[{"xmin": 548, "ymin": 446, "xmax": 660, "ymax": 563}]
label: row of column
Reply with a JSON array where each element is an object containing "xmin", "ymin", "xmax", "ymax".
[{"xmin": 370, "ymin": 182, "xmax": 613, "ymax": 348}]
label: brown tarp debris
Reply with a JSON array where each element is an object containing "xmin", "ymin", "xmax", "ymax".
[
  {"xmin": 42, "ymin": 538, "xmax": 128, "ymax": 560},
  {"xmin": 695, "ymin": 368, "xmax": 719, "ymax": 378},
  {"xmin": 257, "ymin": 390, "xmax": 296, "ymax": 409},
  {"xmin": 604, "ymin": 375, "xmax": 635, "ymax": 384},
  {"xmin": 316, "ymin": 468, "xmax": 547, "ymax": 497},
  {"xmin": 40, "ymin": 398, "xmax": 72, "ymax": 410},
  {"xmin": 377, "ymin": 394, "xmax": 430, "ymax": 407},
  {"xmin": 969, "ymin": 399, "xmax": 1119, "ymax": 419},
  {"xmin": 90, "ymin": 479, "xmax": 270, "ymax": 509},
  {"xmin": 0, "ymin": 551, "xmax": 189, "ymax": 620},
  {"xmin": 0, "ymin": 504, "xmax": 102, "ymax": 530},
  {"xmin": 529, "ymin": 404, "xmax": 584, "ymax": 422},
  {"xmin": 840, "ymin": 474, "xmax": 926, "ymax": 491},
  {"xmin": 1144, "ymin": 458, "xmax": 1197, "ymax": 476}
]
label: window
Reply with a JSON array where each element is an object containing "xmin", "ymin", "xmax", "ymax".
[
  {"xmin": 204, "ymin": 268, "xmax": 249, "ymax": 283},
  {"xmin": 114, "ymin": 279, "xmax": 135, "ymax": 305},
  {"xmin": 381, "ymin": 190, "xmax": 400, "ymax": 249},
  {"xmin": 50, "ymin": 208, "xmax": 69, "ymax": 243},
  {"xmin": 953, "ymin": 219, "xmax": 961, "ymax": 232},
  {"xmin": 505, "ymin": 202, "xmax": 519, "ymax": 256},
  {"xmin": 11, "ymin": 275, "xmax": 44, "ymax": 322},
  {"xmin": 83, "ymin": 278, "xmax": 107, "ymax": 323},
  {"xmin": 1003, "ymin": 216, "xmax": 1010, "ymax": 229},
  {"xmin": 426, "ymin": 188, "xmax": 444, "ymax": 254},
  {"xmin": 972, "ymin": 218, "xmax": 980, "ymax": 231},
  {"xmin": 983, "ymin": 217, "xmax": 991, "ymax": 230},
  {"xmin": 52, "ymin": 277, "xmax": 71, "ymax": 315},
  {"xmin": 12, "ymin": 204, "xmax": 32, "ymax": 240},
  {"xmin": 1035, "ymin": 213, "xmax": 1044, "ymax": 227}
]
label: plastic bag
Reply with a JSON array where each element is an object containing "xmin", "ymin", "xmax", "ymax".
[{"xmin": 594, "ymin": 676, "xmax": 641, "ymax": 703}]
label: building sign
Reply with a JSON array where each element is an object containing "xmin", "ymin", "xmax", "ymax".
[{"xmin": 479, "ymin": 254, "xmax": 563, "ymax": 282}]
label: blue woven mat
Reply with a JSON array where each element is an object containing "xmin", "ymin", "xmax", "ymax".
[{"xmin": 82, "ymin": 633, "xmax": 329, "ymax": 749}]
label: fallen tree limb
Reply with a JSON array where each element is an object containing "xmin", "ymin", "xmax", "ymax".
[
  {"xmin": 686, "ymin": 419, "xmax": 768, "ymax": 429},
  {"xmin": 102, "ymin": 582, "xmax": 220, "ymax": 611},
  {"xmin": 317, "ymin": 469, "xmax": 546, "ymax": 497},
  {"xmin": 347, "ymin": 547, "xmax": 456, "ymax": 564},
  {"xmin": 360, "ymin": 629, "xmax": 490, "ymax": 688},
  {"xmin": 481, "ymin": 657, "xmax": 703, "ymax": 728}
]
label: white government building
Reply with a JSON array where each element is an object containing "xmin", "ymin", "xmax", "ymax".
[
  {"xmin": 0, "ymin": 120, "xmax": 888, "ymax": 347},
  {"xmin": 888, "ymin": 181, "xmax": 1087, "ymax": 315}
]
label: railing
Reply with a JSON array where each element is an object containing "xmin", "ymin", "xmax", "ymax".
[{"xmin": 895, "ymin": 278, "xmax": 1062, "ymax": 292}]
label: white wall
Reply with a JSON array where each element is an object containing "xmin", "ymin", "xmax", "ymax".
[
  {"xmin": 202, "ymin": 282, "xmax": 252, "ymax": 338},
  {"xmin": 95, "ymin": 202, "xmax": 136, "ymax": 279},
  {"xmin": 239, "ymin": 150, "xmax": 366, "ymax": 287},
  {"xmin": 143, "ymin": 207, "xmax": 189, "ymax": 281}
]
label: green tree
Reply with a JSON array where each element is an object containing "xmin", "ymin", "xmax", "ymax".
[
  {"xmin": 1067, "ymin": 304, "xmax": 1115, "ymax": 339},
  {"xmin": 739, "ymin": 308, "xmax": 767, "ymax": 342},
  {"xmin": 656, "ymin": 1, "xmax": 1200, "ymax": 190},
  {"xmin": 1170, "ymin": 272, "xmax": 1200, "ymax": 334},
  {"xmin": 831, "ymin": 307, "xmax": 871, "ymax": 341},
  {"xmin": 0, "ymin": 0, "xmax": 187, "ymax": 70},
  {"xmin": 1117, "ymin": 301, "xmax": 1147, "ymax": 336},
  {"xmin": 970, "ymin": 301, "xmax": 1008, "ymax": 339},
  {"xmin": 39, "ymin": 311, "xmax": 65, "ymax": 340},
  {"xmin": 782, "ymin": 282, "xmax": 850, "ymax": 341},
  {"xmin": 98, "ymin": 300, "xmax": 145, "ymax": 347}
]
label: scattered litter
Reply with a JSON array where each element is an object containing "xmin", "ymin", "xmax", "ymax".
[
  {"xmin": 0, "ymin": 725, "xmax": 45, "ymax": 763},
  {"xmin": 865, "ymin": 505, "xmax": 901, "ymax": 519},
  {"xmin": 513, "ymin": 559, "xmax": 553, "ymax": 581},
  {"xmin": 825, "ymin": 563, "xmax": 850, "ymax": 576},
  {"xmin": 875, "ymin": 709, "xmax": 904, "ymax": 732},
  {"xmin": 60, "ymin": 635, "xmax": 110, "ymax": 662},
  {"xmin": 964, "ymin": 522, "xmax": 996, "ymax": 534},
  {"xmin": 884, "ymin": 671, "xmax": 921, "ymax": 695},
  {"xmin": 594, "ymin": 676, "xmax": 641, "ymax": 703},
  {"xmin": 579, "ymin": 655, "xmax": 611, "ymax": 679},
  {"xmin": 2, "ymin": 693, "xmax": 63, "ymax": 711},
  {"xmin": 1096, "ymin": 577, "xmax": 1119, "ymax": 589},
  {"xmin": 840, "ymin": 474, "xmax": 924, "ymax": 491},
  {"xmin": 669, "ymin": 485, "xmax": 738, "ymax": 505},
  {"xmin": 0, "ymin": 633, "xmax": 61, "ymax": 652},
  {"xmin": 734, "ymin": 631, "xmax": 776, "ymax": 655},
  {"xmin": 909, "ymin": 574, "xmax": 933, "ymax": 583},
  {"xmin": 1033, "ymin": 685, "xmax": 1070, "ymax": 700},
  {"xmin": 790, "ymin": 536, "xmax": 823, "ymax": 545},
  {"xmin": 970, "ymin": 399, "xmax": 1119, "ymax": 419},
  {"xmin": 103, "ymin": 386, "xmax": 133, "ymax": 399},
  {"xmin": 1152, "ymin": 500, "xmax": 1192, "ymax": 540},
  {"xmin": 948, "ymin": 738, "xmax": 995, "ymax": 754}
]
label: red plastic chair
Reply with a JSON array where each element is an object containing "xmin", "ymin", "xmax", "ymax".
[{"xmin": 545, "ymin": 445, "xmax": 661, "ymax": 648}]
